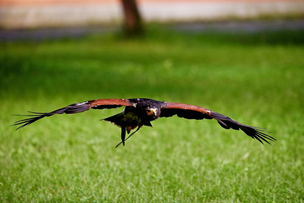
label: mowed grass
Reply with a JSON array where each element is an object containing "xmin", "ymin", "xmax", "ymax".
[{"xmin": 0, "ymin": 27, "xmax": 304, "ymax": 202}]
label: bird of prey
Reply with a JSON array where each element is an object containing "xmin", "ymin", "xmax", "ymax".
[{"xmin": 13, "ymin": 98, "xmax": 275, "ymax": 147}]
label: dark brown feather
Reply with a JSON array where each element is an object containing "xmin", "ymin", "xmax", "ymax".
[
  {"xmin": 160, "ymin": 102, "xmax": 212, "ymax": 120},
  {"xmin": 210, "ymin": 112, "xmax": 275, "ymax": 144},
  {"xmin": 161, "ymin": 102, "xmax": 275, "ymax": 145},
  {"xmin": 13, "ymin": 99, "xmax": 135, "ymax": 130}
]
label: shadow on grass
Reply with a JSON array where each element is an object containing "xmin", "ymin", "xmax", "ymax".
[
  {"xmin": 148, "ymin": 26, "xmax": 304, "ymax": 46},
  {"xmin": 204, "ymin": 30, "xmax": 304, "ymax": 46}
]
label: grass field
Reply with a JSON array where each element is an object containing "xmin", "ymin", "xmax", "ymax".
[{"xmin": 1, "ymin": 26, "xmax": 304, "ymax": 202}]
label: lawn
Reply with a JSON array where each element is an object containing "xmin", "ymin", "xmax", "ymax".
[{"xmin": 0, "ymin": 26, "xmax": 304, "ymax": 202}]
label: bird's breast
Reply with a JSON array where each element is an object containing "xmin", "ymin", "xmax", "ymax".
[{"xmin": 122, "ymin": 111, "xmax": 141, "ymax": 123}]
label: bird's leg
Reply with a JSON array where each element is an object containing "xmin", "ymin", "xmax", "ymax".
[
  {"xmin": 121, "ymin": 126, "xmax": 126, "ymax": 146},
  {"xmin": 115, "ymin": 125, "xmax": 142, "ymax": 148}
]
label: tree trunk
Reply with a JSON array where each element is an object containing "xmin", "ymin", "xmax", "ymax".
[{"xmin": 121, "ymin": 0, "xmax": 143, "ymax": 36}]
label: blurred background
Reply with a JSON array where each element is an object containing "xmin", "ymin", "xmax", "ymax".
[
  {"xmin": 1, "ymin": 0, "xmax": 304, "ymax": 202},
  {"xmin": 1, "ymin": 0, "xmax": 304, "ymax": 41},
  {"xmin": 1, "ymin": 0, "xmax": 304, "ymax": 28}
]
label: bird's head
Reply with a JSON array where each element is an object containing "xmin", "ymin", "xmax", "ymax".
[{"xmin": 145, "ymin": 107, "xmax": 158, "ymax": 118}]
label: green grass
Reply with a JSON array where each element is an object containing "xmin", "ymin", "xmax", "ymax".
[{"xmin": 1, "ymin": 27, "xmax": 304, "ymax": 202}]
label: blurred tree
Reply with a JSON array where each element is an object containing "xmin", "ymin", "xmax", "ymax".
[{"xmin": 121, "ymin": 0, "xmax": 143, "ymax": 36}]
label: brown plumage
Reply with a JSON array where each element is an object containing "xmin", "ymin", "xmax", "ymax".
[{"xmin": 13, "ymin": 98, "xmax": 275, "ymax": 147}]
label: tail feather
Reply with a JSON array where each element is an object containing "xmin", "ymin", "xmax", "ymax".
[{"xmin": 103, "ymin": 112, "xmax": 125, "ymax": 127}]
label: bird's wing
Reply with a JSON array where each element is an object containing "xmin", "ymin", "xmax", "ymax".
[
  {"xmin": 13, "ymin": 99, "xmax": 135, "ymax": 130},
  {"xmin": 160, "ymin": 102, "xmax": 213, "ymax": 120},
  {"xmin": 160, "ymin": 102, "xmax": 276, "ymax": 144}
]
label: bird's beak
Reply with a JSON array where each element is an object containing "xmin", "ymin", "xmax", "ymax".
[{"xmin": 147, "ymin": 108, "xmax": 157, "ymax": 116}]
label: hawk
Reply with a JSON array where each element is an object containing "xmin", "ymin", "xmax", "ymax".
[{"xmin": 13, "ymin": 98, "xmax": 275, "ymax": 147}]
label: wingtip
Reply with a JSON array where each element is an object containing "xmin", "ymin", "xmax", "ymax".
[
  {"xmin": 240, "ymin": 125, "xmax": 275, "ymax": 145},
  {"xmin": 12, "ymin": 112, "xmax": 46, "ymax": 131}
]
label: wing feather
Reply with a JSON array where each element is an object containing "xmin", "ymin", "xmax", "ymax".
[
  {"xmin": 160, "ymin": 102, "xmax": 212, "ymax": 120},
  {"xmin": 13, "ymin": 99, "xmax": 134, "ymax": 130},
  {"xmin": 161, "ymin": 102, "xmax": 275, "ymax": 144}
]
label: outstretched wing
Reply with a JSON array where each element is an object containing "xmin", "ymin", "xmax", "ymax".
[
  {"xmin": 160, "ymin": 102, "xmax": 276, "ymax": 145},
  {"xmin": 13, "ymin": 99, "xmax": 135, "ymax": 130}
]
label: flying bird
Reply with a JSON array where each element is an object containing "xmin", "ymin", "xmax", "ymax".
[{"xmin": 13, "ymin": 98, "xmax": 275, "ymax": 147}]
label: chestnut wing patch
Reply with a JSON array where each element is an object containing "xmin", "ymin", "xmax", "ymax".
[
  {"xmin": 160, "ymin": 102, "xmax": 212, "ymax": 120},
  {"xmin": 89, "ymin": 99, "xmax": 134, "ymax": 109}
]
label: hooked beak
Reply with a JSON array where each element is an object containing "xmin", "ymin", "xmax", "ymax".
[{"xmin": 146, "ymin": 108, "xmax": 157, "ymax": 117}]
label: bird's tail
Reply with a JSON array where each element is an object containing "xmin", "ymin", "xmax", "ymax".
[
  {"xmin": 102, "ymin": 112, "xmax": 125, "ymax": 127},
  {"xmin": 103, "ymin": 112, "xmax": 143, "ymax": 147}
]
